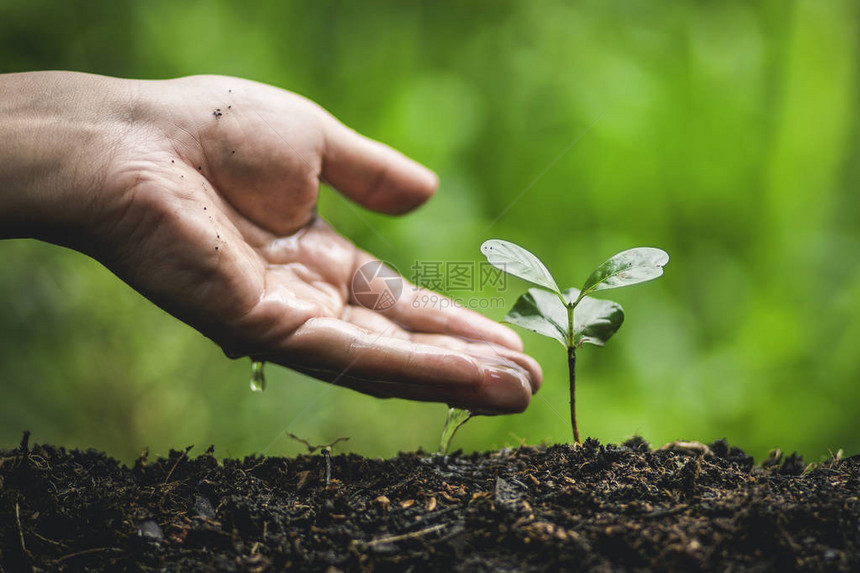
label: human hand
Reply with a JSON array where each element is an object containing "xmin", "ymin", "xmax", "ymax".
[{"xmin": 0, "ymin": 72, "xmax": 541, "ymax": 413}]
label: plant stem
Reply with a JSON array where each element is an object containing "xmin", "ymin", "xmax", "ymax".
[
  {"xmin": 568, "ymin": 344, "xmax": 580, "ymax": 444},
  {"xmin": 565, "ymin": 300, "xmax": 580, "ymax": 444}
]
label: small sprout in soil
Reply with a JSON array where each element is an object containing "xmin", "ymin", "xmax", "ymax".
[
  {"xmin": 481, "ymin": 239, "xmax": 669, "ymax": 444},
  {"xmin": 288, "ymin": 433, "xmax": 350, "ymax": 455},
  {"xmin": 289, "ymin": 433, "xmax": 350, "ymax": 487},
  {"xmin": 250, "ymin": 360, "xmax": 266, "ymax": 392},
  {"xmin": 438, "ymin": 407, "xmax": 473, "ymax": 455}
]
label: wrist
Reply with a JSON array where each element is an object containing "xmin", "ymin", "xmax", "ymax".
[{"xmin": 0, "ymin": 71, "xmax": 138, "ymax": 250}]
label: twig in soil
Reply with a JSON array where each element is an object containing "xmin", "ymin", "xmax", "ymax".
[
  {"xmin": 393, "ymin": 474, "xmax": 416, "ymax": 490},
  {"xmin": 55, "ymin": 547, "xmax": 117, "ymax": 563},
  {"xmin": 642, "ymin": 504, "xmax": 690, "ymax": 519},
  {"xmin": 29, "ymin": 529, "xmax": 68, "ymax": 548},
  {"xmin": 163, "ymin": 445, "xmax": 194, "ymax": 485},
  {"xmin": 363, "ymin": 523, "xmax": 448, "ymax": 547},
  {"xmin": 15, "ymin": 500, "xmax": 28, "ymax": 556}
]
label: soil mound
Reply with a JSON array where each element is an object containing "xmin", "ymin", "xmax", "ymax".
[{"xmin": 1, "ymin": 434, "xmax": 857, "ymax": 572}]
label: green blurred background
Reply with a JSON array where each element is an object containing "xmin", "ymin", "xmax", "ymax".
[{"xmin": 1, "ymin": 0, "xmax": 858, "ymax": 463}]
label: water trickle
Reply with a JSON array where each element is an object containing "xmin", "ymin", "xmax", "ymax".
[
  {"xmin": 249, "ymin": 360, "xmax": 266, "ymax": 392},
  {"xmin": 438, "ymin": 407, "xmax": 473, "ymax": 455}
]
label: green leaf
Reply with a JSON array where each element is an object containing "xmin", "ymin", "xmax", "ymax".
[
  {"xmin": 579, "ymin": 247, "xmax": 669, "ymax": 299},
  {"xmin": 503, "ymin": 288, "xmax": 568, "ymax": 346},
  {"xmin": 565, "ymin": 288, "xmax": 624, "ymax": 347},
  {"xmin": 481, "ymin": 239, "xmax": 560, "ymax": 294}
]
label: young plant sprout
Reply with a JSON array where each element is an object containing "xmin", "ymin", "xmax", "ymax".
[
  {"xmin": 289, "ymin": 433, "xmax": 350, "ymax": 487},
  {"xmin": 481, "ymin": 240, "xmax": 669, "ymax": 444}
]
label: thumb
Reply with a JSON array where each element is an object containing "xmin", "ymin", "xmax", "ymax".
[{"xmin": 320, "ymin": 116, "xmax": 438, "ymax": 214}]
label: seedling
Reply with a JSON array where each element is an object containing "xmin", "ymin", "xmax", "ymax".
[
  {"xmin": 288, "ymin": 433, "xmax": 350, "ymax": 454},
  {"xmin": 289, "ymin": 433, "xmax": 350, "ymax": 487},
  {"xmin": 481, "ymin": 240, "xmax": 669, "ymax": 444}
]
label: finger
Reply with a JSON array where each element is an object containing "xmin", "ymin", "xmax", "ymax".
[
  {"xmin": 343, "ymin": 305, "xmax": 541, "ymax": 392},
  {"xmin": 408, "ymin": 333, "xmax": 542, "ymax": 393},
  {"xmin": 314, "ymin": 377, "xmax": 521, "ymax": 417},
  {"xmin": 388, "ymin": 287, "xmax": 524, "ymax": 350},
  {"xmin": 351, "ymin": 251, "xmax": 524, "ymax": 351},
  {"xmin": 277, "ymin": 317, "xmax": 534, "ymax": 413},
  {"xmin": 319, "ymin": 116, "xmax": 438, "ymax": 214},
  {"xmin": 340, "ymin": 305, "xmax": 411, "ymax": 340}
]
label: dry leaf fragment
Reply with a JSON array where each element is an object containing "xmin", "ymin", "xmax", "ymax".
[
  {"xmin": 296, "ymin": 470, "xmax": 312, "ymax": 490},
  {"xmin": 373, "ymin": 495, "xmax": 391, "ymax": 512}
]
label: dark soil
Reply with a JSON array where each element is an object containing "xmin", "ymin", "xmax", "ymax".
[{"xmin": 1, "ymin": 433, "xmax": 858, "ymax": 572}]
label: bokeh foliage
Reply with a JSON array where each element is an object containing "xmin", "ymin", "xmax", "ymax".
[{"xmin": 1, "ymin": 0, "xmax": 858, "ymax": 462}]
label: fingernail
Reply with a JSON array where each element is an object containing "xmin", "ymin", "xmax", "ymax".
[
  {"xmin": 476, "ymin": 353, "xmax": 541, "ymax": 394},
  {"xmin": 480, "ymin": 365, "xmax": 532, "ymax": 414}
]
